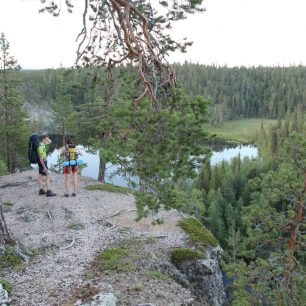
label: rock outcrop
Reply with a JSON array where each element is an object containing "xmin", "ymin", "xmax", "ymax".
[{"xmin": 0, "ymin": 170, "xmax": 226, "ymax": 306}]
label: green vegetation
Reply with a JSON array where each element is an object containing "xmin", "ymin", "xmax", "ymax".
[
  {"xmin": 0, "ymin": 33, "xmax": 29, "ymax": 173},
  {"xmin": 97, "ymin": 247, "xmax": 132, "ymax": 272},
  {"xmin": 30, "ymin": 244, "xmax": 57, "ymax": 256},
  {"xmin": 67, "ymin": 223, "xmax": 85, "ymax": 231},
  {"xmin": 174, "ymin": 64, "xmax": 306, "ymax": 121},
  {"xmin": 170, "ymin": 248, "xmax": 203, "ymax": 267},
  {"xmin": 1, "ymin": 46, "xmax": 305, "ymax": 304},
  {"xmin": 84, "ymin": 183, "xmax": 130, "ymax": 194},
  {"xmin": 96, "ymin": 246, "xmax": 133, "ymax": 272},
  {"xmin": 0, "ymin": 159, "xmax": 7, "ymax": 176},
  {"xmin": 93, "ymin": 238, "xmax": 158, "ymax": 274},
  {"xmin": 3, "ymin": 202, "xmax": 13, "ymax": 206},
  {"xmin": 2, "ymin": 202, "xmax": 14, "ymax": 213},
  {"xmin": 207, "ymin": 118, "xmax": 277, "ymax": 143},
  {"xmin": 178, "ymin": 218, "xmax": 218, "ymax": 247},
  {"xmin": 147, "ymin": 270, "xmax": 171, "ymax": 281},
  {"xmin": 0, "ymin": 278, "xmax": 12, "ymax": 294},
  {"xmin": 0, "ymin": 246, "xmax": 23, "ymax": 269}
]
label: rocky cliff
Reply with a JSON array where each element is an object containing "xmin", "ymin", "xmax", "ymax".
[{"xmin": 0, "ymin": 170, "xmax": 225, "ymax": 306}]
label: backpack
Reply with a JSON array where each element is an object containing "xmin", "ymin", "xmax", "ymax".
[
  {"xmin": 65, "ymin": 144, "xmax": 77, "ymax": 161},
  {"xmin": 28, "ymin": 133, "xmax": 40, "ymax": 164}
]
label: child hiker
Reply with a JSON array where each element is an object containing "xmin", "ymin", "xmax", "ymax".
[{"xmin": 60, "ymin": 139, "xmax": 83, "ymax": 197}]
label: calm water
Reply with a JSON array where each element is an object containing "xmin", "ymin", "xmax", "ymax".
[{"xmin": 46, "ymin": 145, "xmax": 258, "ymax": 187}]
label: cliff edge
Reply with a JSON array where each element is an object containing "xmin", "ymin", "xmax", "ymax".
[{"xmin": 0, "ymin": 170, "xmax": 225, "ymax": 306}]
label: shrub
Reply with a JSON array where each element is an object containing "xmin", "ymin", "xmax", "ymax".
[{"xmin": 171, "ymin": 248, "xmax": 203, "ymax": 267}]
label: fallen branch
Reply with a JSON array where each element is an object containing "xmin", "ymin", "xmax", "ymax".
[
  {"xmin": 62, "ymin": 239, "xmax": 76, "ymax": 250},
  {"xmin": 46, "ymin": 211, "xmax": 53, "ymax": 221},
  {"xmin": 111, "ymin": 208, "xmax": 136, "ymax": 218}
]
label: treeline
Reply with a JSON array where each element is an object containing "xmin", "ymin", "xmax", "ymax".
[
  {"xmin": 20, "ymin": 64, "xmax": 306, "ymax": 127},
  {"xmin": 20, "ymin": 67, "xmax": 134, "ymax": 108},
  {"xmin": 173, "ymin": 63, "xmax": 306, "ymax": 123}
]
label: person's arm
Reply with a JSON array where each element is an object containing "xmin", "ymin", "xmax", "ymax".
[{"xmin": 59, "ymin": 146, "xmax": 65, "ymax": 157}]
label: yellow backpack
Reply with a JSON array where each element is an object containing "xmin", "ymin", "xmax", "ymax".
[{"xmin": 66, "ymin": 144, "xmax": 77, "ymax": 161}]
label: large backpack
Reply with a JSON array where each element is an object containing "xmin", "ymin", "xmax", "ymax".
[
  {"xmin": 28, "ymin": 133, "xmax": 40, "ymax": 164},
  {"xmin": 65, "ymin": 144, "xmax": 77, "ymax": 161}
]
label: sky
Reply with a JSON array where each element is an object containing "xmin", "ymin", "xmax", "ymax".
[{"xmin": 0, "ymin": 0, "xmax": 306, "ymax": 69}]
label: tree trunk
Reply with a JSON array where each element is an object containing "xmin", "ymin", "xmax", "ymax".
[
  {"xmin": 98, "ymin": 156, "xmax": 106, "ymax": 182},
  {"xmin": 0, "ymin": 203, "xmax": 15, "ymax": 247},
  {"xmin": 0, "ymin": 202, "xmax": 30, "ymax": 263}
]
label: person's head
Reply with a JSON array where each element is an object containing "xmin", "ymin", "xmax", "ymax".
[
  {"xmin": 66, "ymin": 139, "xmax": 73, "ymax": 145},
  {"xmin": 40, "ymin": 135, "xmax": 52, "ymax": 145}
]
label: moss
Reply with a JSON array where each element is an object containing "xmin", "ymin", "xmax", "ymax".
[
  {"xmin": 84, "ymin": 183, "xmax": 130, "ymax": 194},
  {"xmin": 178, "ymin": 217, "xmax": 218, "ymax": 247},
  {"xmin": 171, "ymin": 248, "xmax": 203, "ymax": 267},
  {"xmin": 30, "ymin": 243, "xmax": 57, "ymax": 256},
  {"xmin": 96, "ymin": 247, "xmax": 133, "ymax": 272},
  {"xmin": 68, "ymin": 223, "xmax": 85, "ymax": 230},
  {"xmin": 0, "ymin": 246, "xmax": 23, "ymax": 269},
  {"xmin": 152, "ymin": 218, "xmax": 164, "ymax": 225},
  {"xmin": 93, "ymin": 238, "xmax": 154, "ymax": 274},
  {"xmin": 0, "ymin": 278, "xmax": 13, "ymax": 294},
  {"xmin": 3, "ymin": 202, "xmax": 13, "ymax": 206}
]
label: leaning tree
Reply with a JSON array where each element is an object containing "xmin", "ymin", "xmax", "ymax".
[
  {"xmin": 40, "ymin": 0, "xmax": 205, "ymax": 104},
  {"xmin": 40, "ymin": 0, "xmax": 209, "ymax": 216}
]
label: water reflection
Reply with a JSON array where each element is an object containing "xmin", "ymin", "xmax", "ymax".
[{"xmin": 211, "ymin": 145, "xmax": 258, "ymax": 165}]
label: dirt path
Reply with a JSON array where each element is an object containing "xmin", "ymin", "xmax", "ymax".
[{"xmin": 0, "ymin": 170, "xmax": 193, "ymax": 306}]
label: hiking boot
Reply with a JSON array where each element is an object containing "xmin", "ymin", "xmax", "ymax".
[
  {"xmin": 39, "ymin": 188, "xmax": 47, "ymax": 195},
  {"xmin": 46, "ymin": 190, "xmax": 56, "ymax": 197},
  {"xmin": 64, "ymin": 193, "xmax": 69, "ymax": 197},
  {"xmin": 72, "ymin": 193, "xmax": 76, "ymax": 197}
]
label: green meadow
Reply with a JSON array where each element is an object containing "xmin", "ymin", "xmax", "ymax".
[{"xmin": 206, "ymin": 118, "xmax": 278, "ymax": 143}]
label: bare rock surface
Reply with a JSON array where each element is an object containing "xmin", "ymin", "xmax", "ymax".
[{"xmin": 0, "ymin": 170, "xmax": 195, "ymax": 306}]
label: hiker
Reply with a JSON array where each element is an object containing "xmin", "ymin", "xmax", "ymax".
[
  {"xmin": 60, "ymin": 139, "xmax": 83, "ymax": 197},
  {"xmin": 38, "ymin": 135, "xmax": 56, "ymax": 197}
]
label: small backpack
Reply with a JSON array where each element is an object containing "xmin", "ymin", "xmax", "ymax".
[{"xmin": 28, "ymin": 133, "xmax": 40, "ymax": 164}]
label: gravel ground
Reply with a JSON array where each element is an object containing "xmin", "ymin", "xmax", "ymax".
[{"xmin": 0, "ymin": 170, "xmax": 194, "ymax": 306}]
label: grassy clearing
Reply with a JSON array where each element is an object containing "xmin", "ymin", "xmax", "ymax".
[
  {"xmin": 84, "ymin": 182, "xmax": 130, "ymax": 194},
  {"xmin": 207, "ymin": 118, "xmax": 277, "ymax": 143}
]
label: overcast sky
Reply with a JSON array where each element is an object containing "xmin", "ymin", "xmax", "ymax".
[{"xmin": 0, "ymin": 0, "xmax": 306, "ymax": 69}]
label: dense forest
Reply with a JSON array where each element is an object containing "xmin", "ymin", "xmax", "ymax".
[
  {"xmin": 1, "ymin": 47, "xmax": 306, "ymax": 304},
  {"xmin": 18, "ymin": 64, "xmax": 306, "ymax": 126}
]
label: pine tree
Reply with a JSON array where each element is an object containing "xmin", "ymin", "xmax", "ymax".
[{"xmin": 51, "ymin": 72, "xmax": 74, "ymax": 145}]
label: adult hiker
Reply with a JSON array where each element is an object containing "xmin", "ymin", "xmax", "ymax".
[
  {"xmin": 60, "ymin": 139, "xmax": 83, "ymax": 197},
  {"xmin": 37, "ymin": 135, "xmax": 56, "ymax": 197}
]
